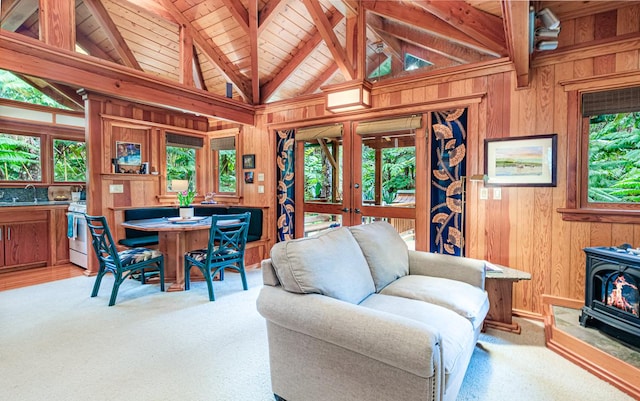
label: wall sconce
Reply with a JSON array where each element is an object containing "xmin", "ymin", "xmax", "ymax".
[
  {"xmin": 530, "ymin": 7, "xmax": 561, "ymax": 53},
  {"xmin": 322, "ymin": 80, "xmax": 372, "ymax": 113}
]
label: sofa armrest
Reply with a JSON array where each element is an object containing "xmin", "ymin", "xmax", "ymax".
[
  {"xmin": 257, "ymin": 286, "xmax": 442, "ymax": 379},
  {"xmin": 408, "ymin": 250, "xmax": 485, "ymax": 289}
]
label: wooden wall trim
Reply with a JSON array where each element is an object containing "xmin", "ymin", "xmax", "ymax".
[
  {"xmin": 101, "ymin": 114, "xmax": 208, "ymax": 135},
  {"xmin": 532, "ymin": 34, "xmax": 640, "ymax": 68},
  {"xmin": 559, "ymin": 70, "xmax": 640, "ymax": 92}
]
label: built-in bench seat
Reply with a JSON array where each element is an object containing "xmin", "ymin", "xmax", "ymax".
[{"xmin": 119, "ymin": 205, "xmax": 263, "ymax": 248}]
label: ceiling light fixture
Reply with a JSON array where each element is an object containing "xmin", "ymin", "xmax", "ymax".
[{"xmin": 322, "ymin": 80, "xmax": 372, "ymax": 113}]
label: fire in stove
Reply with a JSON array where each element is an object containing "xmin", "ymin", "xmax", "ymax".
[{"xmin": 604, "ymin": 273, "xmax": 639, "ymax": 316}]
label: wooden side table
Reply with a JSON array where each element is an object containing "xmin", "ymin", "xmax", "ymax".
[{"xmin": 484, "ymin": 264, "xmax": 531, "ymax": 334}]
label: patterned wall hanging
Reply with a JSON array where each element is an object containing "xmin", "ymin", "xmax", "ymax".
[
  {"xmin": 430, "ymin": 109, "xmax": 468, "ymax": 256},
  {"xmin": 276, "ymin": 129, "xmax": 295, "ymax": 241}
]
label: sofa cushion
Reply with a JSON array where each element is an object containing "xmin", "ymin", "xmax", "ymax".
[
  {"xmin": 349, "ymin": 222, "xmax": 409, "ymax": 292},
  {"xmin": 118, "ymin": 235, "xmax": 159, "ymax": 247},
  {"xmin": 270, "ymin": 227, "xmax": 375, "ymax": 304},
  {"xmin": 380, "ymin": 275, "xmax": 489, "ymax": 331},
  {"xmin": 359, "ymin": 293, "xmax": 474, "ymax": 376}
]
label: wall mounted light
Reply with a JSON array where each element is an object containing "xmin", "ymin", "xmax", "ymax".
[
  {"xmin": 530, "ymin": 7, "xmax": 561, "ymax": 53},
  {"xmin": 322, "ymin": 80, "xmax": 372, "ymax": 113}
]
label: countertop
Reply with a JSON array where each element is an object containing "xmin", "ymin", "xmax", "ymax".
[{"xmin": 0, "ymin": 201, "xmax": 71, "ymax": 208}]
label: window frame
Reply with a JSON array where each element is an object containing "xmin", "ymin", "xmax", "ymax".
[
  {"xmin": 560, "ymin": 84, "xmax": 640, "ymax": 224},
  {"xmin": 209, "ymin": 129, "xmax": 241, "ymax": 200}
]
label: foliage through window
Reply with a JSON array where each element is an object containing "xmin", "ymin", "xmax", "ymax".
[
  {"xmin": 0, "ymin": 133, "xmax": 41, "ymax": 181},
  {"xmin": 587, "ymin": 112, "xmax": 640, "ymax": 204},
  {"xmin": 0, "ymin": 69, "xmax": 69, "ymax": 110},
  {"xmin": 53, "ymin": 139, "xmax": 86, "ymax": 182},
  {"xmin": 166, "ymin": 145, "xmax": 196, "ymax": 191},
  {"xmin": 218, "ymin": 149, "xmax": 236, "ymax": 192}
]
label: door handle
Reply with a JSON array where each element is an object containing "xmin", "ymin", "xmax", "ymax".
[
  {"xmin": 354, "ymin": 208, "xmax": 361, "ymax": 214},
  {"xmin": 340, "ymin": 208, "xmax": 350, "ymax": 213}
]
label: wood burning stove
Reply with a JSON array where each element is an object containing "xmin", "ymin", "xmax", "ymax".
[{"xmin": 580, "ymin": 246, "xmax": 640, "ymax": 347}]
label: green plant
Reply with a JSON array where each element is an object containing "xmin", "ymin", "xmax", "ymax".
[{"xmin": 177, "ymin": 189, "xmax": 196, "ymax": 207}]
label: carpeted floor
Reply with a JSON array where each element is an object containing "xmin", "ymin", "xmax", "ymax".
[{"xmin": 0, "ymin": 270, "xmax": 634, "ymax": 401}]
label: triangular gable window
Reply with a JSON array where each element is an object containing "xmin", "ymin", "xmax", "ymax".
[
  {"xmin": 404, "ymin": 54, "xmax": 432, "ymax": 71},
  {"xmin": 368, "ymin": 56, "xmax": 391, "ymax": 79},
  {"xmin": 0, "ymin": 69, "xmax": 69, "ymax": 110}
]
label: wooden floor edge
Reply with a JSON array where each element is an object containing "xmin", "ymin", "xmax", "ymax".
[{"xmin": 542, "ymin": 295, "xmax": 640, "ymax": 400}]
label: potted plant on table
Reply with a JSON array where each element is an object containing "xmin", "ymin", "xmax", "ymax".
[{"xmin": 177, "ymin": 188, "xmax": 196, "ymax": 219}]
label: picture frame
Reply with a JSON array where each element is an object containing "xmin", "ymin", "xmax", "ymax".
[
  {"xmin": 115, "ymin": 141, "xmax": 142, "ymax": 166},
  {"xmin": 484, "ymin": 134, "xmax": 557, "ymax": 187},
  {"xmin": 244, "ymin": 171, "xmax": 254, "ymax": 184},
  {"xmin": 242, "ymin": 154, "xmax": 255, "ymax": 169}
]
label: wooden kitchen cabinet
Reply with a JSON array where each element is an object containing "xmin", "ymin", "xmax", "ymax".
[{"xmin": 0, "ymin": 210, "xmax": 49, "ymax": 270}]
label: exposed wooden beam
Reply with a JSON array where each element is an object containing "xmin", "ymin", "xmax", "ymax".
[
  {"xmin": 1, "ymin": 0, "xmax": 38, "ymax": 31},
  {"xmin": 83, "ymin": 0, "xmax": 141, "ymax": 70},
  {"xmin": 16, "ymin": 74, "xmax": 84, "ymax": 111},
  {"xmin": 364, "ymin": 0, "xmax": 499, "ymax": 57},
  {"xmin": 179, "ymin": 25, "xmax": 194, "ymax": 86},
  {"xmin": 39, "ymin": 0, "xmax": 75, "ymax": 51},
  {"xmin": 257, "ymin": 0, "xmax": 283, "ymax": 37},
  {"xmin": 408, "ymin": 0, "xmax": 506, "ymax": 56},
  {"xmin": 260, "ymin": 8, "xmax": 344, "ymax": 103},
  {"xmin": 367, "ymin": 14, "xmax": 486, "ymax": 65},
  {"xmin": 302, "ymin": 65, "xmax": 340, "ymax": 95},
  {"xmin": 0, "ymin": 31, "xmax": 255, "ymax": 125},
  {"xmin": 249, "ymin": 0, "xmax": 259, "ymax": 104},
  {"xmin": 302, "ymin": 0, "xmax": 355, "ymax": 80},
  {"xmin": 158, "ymin": 0, "xmax": 252, "ymax": 103},
  {"xmin": 502, "ymin": 0, "xmax": 530, "ymax": 88},
  {"xmin": 221, "ymin": 0, "xmax": 250, "ymax": 35},
  {"xmin": 116, "ymin": 0, "xmax": 177, "ymax": 23}
]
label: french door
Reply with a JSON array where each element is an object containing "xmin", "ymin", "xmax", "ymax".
[{"xmin": 294, "ymin": 116, "xmax": 423, "ymax": 250}]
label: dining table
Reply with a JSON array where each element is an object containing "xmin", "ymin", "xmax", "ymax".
[{"xmin": 121, "ymin": 216, "xmax": 236, "ymax": 291}]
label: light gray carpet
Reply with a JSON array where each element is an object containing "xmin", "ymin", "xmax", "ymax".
[{"xmin": 0, "ymin": 270, "xmax": 634, "ymax": 401}]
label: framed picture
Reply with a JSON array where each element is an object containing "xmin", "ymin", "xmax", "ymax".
[
  {"xmin": 116, "ymin": 141, "xmax": 142, "ymax": 166},
  {"xmin": 484, "ymin": 134, "xmax": 557, "ymax": 187},
  {"xmin": 244, "ymin": 171, "xmax": 254, "ymax": 184},
  {"xmin": 242, "ymin": 154, "xmax": 255, "ymax": 169}
]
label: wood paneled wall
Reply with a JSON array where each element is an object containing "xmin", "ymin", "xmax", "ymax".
[{"xmin": 260, "ymin": 4, "xmax": 640, "ymax": 316}]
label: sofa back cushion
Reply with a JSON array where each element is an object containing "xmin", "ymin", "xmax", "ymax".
[
  {"xmin": 270, "ymin": 227, "xmax": 375, "ymax": 304},
  {"xmin": 349, "ymin": 222, "xmax": 409, "ymax": 292}
]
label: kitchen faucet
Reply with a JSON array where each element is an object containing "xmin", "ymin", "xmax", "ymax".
[{"xmin": 24, "ymin": 184, "xmax": 37, "ymax": 203}]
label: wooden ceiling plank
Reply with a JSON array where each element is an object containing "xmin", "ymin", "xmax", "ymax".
[
  {"xmin": 113, "ymin": 0, "xmax": 177, "ymax": 24},
  {"xmin": 502, "ymin": 0, "xmax": 530, "ymax": 88},
  {"xmin": 76, "ymin": 32, "xmax": 119, "ymax": 61},
  {"xmin": 301, "ymin": 64, "xmax": 339, "ymax": 95},
  {"xmin": 249, "ymin": 0, "xmax": 260, "ymax": 104},
  {"xmin": 408, "ymin": 0, "xmax": 506, "ymax": 55},
  {"xmin": 158, "ymin": 0, "xmax": 252, "ymax": 102},
  {"xmin": 83, "ymin": 0, "xmax": 142, "ymax": 70},
  {"xmin": 0, "ymin": 30, "xmax": 255, "ymax": 124},
  {"xmin": 302, "ymin": 0, "xmax": 354, "ymax": 80},
  {"xmin": 1, "ymin": 0, "xmax": 38, "ymax": 32},
  {"xmin": 221, "ymin": 0, "xmax": 250, "ymax": 35},
  {"xmin": 364, "ymin": 0, "xmax": 498, "ymax": 57},
  {"xmin": 261, "ymin": 8, "xmax": 344, "ymax": 103}
]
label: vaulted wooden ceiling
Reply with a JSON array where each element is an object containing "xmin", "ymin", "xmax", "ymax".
[{"xmin": 1, "ymin": 0, "xmax": 635, "ymax": 112}]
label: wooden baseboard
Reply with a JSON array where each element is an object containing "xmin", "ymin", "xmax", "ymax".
[{"xmin": 542, "ymin": 295, "xmax": 640, "ymax": 400}]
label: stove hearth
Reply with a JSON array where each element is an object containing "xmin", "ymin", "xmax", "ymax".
[{"xmin": 580, "ymin": 245, "xmax": 640, "ymax": 348}]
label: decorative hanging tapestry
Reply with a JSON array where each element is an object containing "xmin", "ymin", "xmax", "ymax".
[
  {"xmin": 430, "ymin": 109, "xmax": 468, "ymax": 256},
  {"xmin": 276, "ymin": 129, "xmax": 295, "ymax": 241}
]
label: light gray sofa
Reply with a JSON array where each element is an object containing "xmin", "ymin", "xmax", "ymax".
[{"xmin": 256, "ymin": 222, "xmax": 489, "ymax": 401}]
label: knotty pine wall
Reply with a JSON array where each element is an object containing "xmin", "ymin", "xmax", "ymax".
[{"xmin": 260, "ymin": 4, "xmax": 640, "ymax": 316}]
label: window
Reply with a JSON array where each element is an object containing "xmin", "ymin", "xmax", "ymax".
[
  {"xmin": 582, "ymin": 87, "xmax": 640, "ymax": 210},
  {"xmin": 53, "ymin": 139, "xmax": 86, "ymax": 182},
  {"xmin": 0, "ymin": 133, "xmax": 41, "ymax": 181},
  {"xmin": 166, "ymin": 145, "xmax": 196, "ymax": 191},
  {"xmin": 211, "ymin": 136, "xmax": 237, "ymax": 194}
]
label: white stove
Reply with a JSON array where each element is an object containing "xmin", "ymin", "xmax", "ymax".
[{"xmin": 67, "ymin": 201, "xmax": 88, "ymax": 268}]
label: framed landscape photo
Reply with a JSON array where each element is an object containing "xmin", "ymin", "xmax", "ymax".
[{"xmin": 484, "ymin": 134, "xmax": 557, "ymax": 187}]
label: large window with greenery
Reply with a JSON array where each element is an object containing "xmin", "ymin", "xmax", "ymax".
[
  {"xmin": 0, "ymin": 70, "xmax": 68, "ymax": 110},
  {"xmin": 166, "ymin": 145, "xmax": 196, "ymax": 191},
  {"xmin": 53, "ymin": 139, "xmax": 86, "ymax": 182},
  {"xmin": 211, "ymin": 136, "xmax": 237, "ymax": 194},
  {"xmin": 582, "ymin": 87, "xmax": 640, "ymax": 210},
  {"xmin": 0, "ymin": 133, "xmax": 41, "ymax": 181}
]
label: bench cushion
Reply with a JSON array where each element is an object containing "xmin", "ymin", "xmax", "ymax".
[{"xmin": 119, "ymin": 235, "xmax": 159, "ymax": 247}]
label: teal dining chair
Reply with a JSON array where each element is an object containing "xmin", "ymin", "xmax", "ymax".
[
  {"xmin": 184, "ymin": 213, "xmax": 251, "ymax": 301},
  {"xmin": 86, "ymin": 215, "xmax": 165, "ymax": 306}
]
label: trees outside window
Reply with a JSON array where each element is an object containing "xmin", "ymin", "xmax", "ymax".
[
  {"xmin": 218, "ymin": 149, "xmax": 236, "ymax": 192},
  {"xmin": 0, "ymin": 133, "xmax": 41, "ymax": 181},
  {"xmin": 53, "ymin": 139, "xmax": 86, "ymax": 182},
  {"xmin": 166, "ymin": 145, "xmax": 196, "ymax": 191}
]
